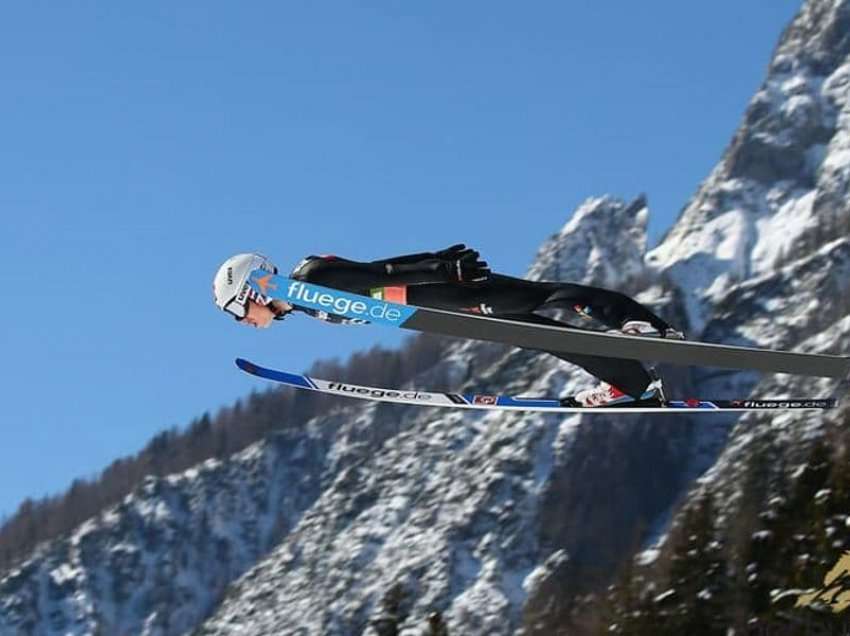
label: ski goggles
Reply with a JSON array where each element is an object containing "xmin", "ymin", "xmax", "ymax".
[
  {"xmin": 224, "ymin": 285, "xmax": 273, "ymax": 321},
  {"xmin": 224, "ymin": 297, "xmax": 249, "ymax": 321},
  {"xmin": 223, "ymin": 283, "xmax": 252, "ymax": 321}
]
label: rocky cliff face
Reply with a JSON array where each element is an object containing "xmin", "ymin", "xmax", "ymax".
[
  {"xmin": 0, "ymin": 420, "xmax": 337, "ymax": 635},
  {"xmin": 597, "ymin": 0, "xmax": 850, "ymax": 631},
  {"xmin": 2, "ymin": 0, "xmax": 849, "ymax": 634},
  {"xmin": 526, "ymin": 195, "xmax": 652, "ymax": 292},
  {"xmin": 647, "ymin": 0, "xmax": 850, "ymax": 336},
  {"xmin": 646, "ymin": 0, "xmax": 850, "ymax": 497}
]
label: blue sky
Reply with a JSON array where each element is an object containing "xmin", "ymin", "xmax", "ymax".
[{"xmin": 2, "ymin": 1, "xmax": 801, "ymax": 519}]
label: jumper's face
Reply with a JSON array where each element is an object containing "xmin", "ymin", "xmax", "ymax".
[{"xmin": 242, "ymin": 300, "xmax": 276, "ymax": 328}]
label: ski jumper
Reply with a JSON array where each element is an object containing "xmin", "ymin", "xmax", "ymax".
[{"xmin": 288, "ymin": 253, "xmax": 673, "ymax": 397}]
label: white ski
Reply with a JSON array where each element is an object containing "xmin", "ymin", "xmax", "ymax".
[{"xmin": 236, "ymin": 358, "xmax": 836, "ymax": 414}]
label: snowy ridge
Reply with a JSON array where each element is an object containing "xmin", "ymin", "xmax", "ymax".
[
  {"xmin": 648, "ymin": 0, "xmax": 850, "ymax": 335},
  {"xmin": 634, "ymin": 0, "xmax": 850, "ymax": 573},
  {"xmin": 198, "ymin": 405, "xmax": 565, "ymax": 635},
  {"xmin": 525, "ymin": 195, "xmax": 651, "ymax": 292},
  {"xmin": 0, "ymin": 426, "xmax": 335, "ymax": 636}
]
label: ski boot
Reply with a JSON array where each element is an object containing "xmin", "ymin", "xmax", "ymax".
[{"xmin": 612, "ymin": 320, "xmax": 686, "ymax": 340}]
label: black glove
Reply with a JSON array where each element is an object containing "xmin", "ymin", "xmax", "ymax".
[
  {"xmin": 435, "ymin": 243, "xmax": 476, "ymax": 261},
  {"xmin": 432, "ymin": 244, "xmax": 489, "ymax": 281},
  {"xmin": 383, "ymin": 249, "xmax": 491, "ymax": 284},
  {"xmin": 440, "ymin": 250, "xmax": 490, "ymax": 282}
]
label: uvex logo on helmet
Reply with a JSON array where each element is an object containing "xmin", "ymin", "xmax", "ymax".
[
  {"xmin": 227, "ymin": 267, "xmax": 234, "ymax": 285},
  {"xmin": 235, "ymin": 283, "xmax": 249, "ymax": 305}
]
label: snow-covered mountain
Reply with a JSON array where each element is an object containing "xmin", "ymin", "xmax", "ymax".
[
  {"xmin": 2, "ymin": 0, "xmax": 849, "ymax": 634},
  {"xmin": 646, "ymin": 0, "xmax": 850, "ymax": 495},
  {"xmin": 0, "ymin": 198, "xmax": 692, "ymax": 636},
  {"xmin": 598, "ymin": 0, "xmax": 850, "ymax": 631},
  {"xmin": 0, "ymin": 421, "xmax": 339, "ymax": 635},
  {"xmin": 647, "ymin": 0, "xmax": 850, "ymax": 336}
]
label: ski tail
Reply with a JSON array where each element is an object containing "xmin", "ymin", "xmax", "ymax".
[{"xmin": 666, "ymin": 398, "xmax": 836, "ymax": 410}]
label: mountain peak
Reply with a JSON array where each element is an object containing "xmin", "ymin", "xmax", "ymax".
[
  {"xmin": 647, "ymin": 0, "xmax": 850, "ymax": 335},
  {"xmin": 526, "ymin": 194, "xmax": 650, "ymax": 292}
]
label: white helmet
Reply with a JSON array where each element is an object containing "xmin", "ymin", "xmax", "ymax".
[{"xmin": 213, "ymin": 253, "xmax": 278, "ymax": 320}]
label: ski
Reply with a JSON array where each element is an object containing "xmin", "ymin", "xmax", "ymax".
[
  {"xmin": 246, "ymin": 272, "xmax": 850, "ymax": 378},
  {"xmin": 235, "ymin": 358, "xmax": 836, "ymax": 413}
]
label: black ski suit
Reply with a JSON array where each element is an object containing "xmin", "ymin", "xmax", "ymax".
[{"xmin": 287, "ymin": 251, "xmax": 673, "ymax": 397}]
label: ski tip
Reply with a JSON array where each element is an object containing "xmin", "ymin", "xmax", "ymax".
[{"xmin": 235, "ymin": 358, "xmax": 258, "ymax": 374}]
